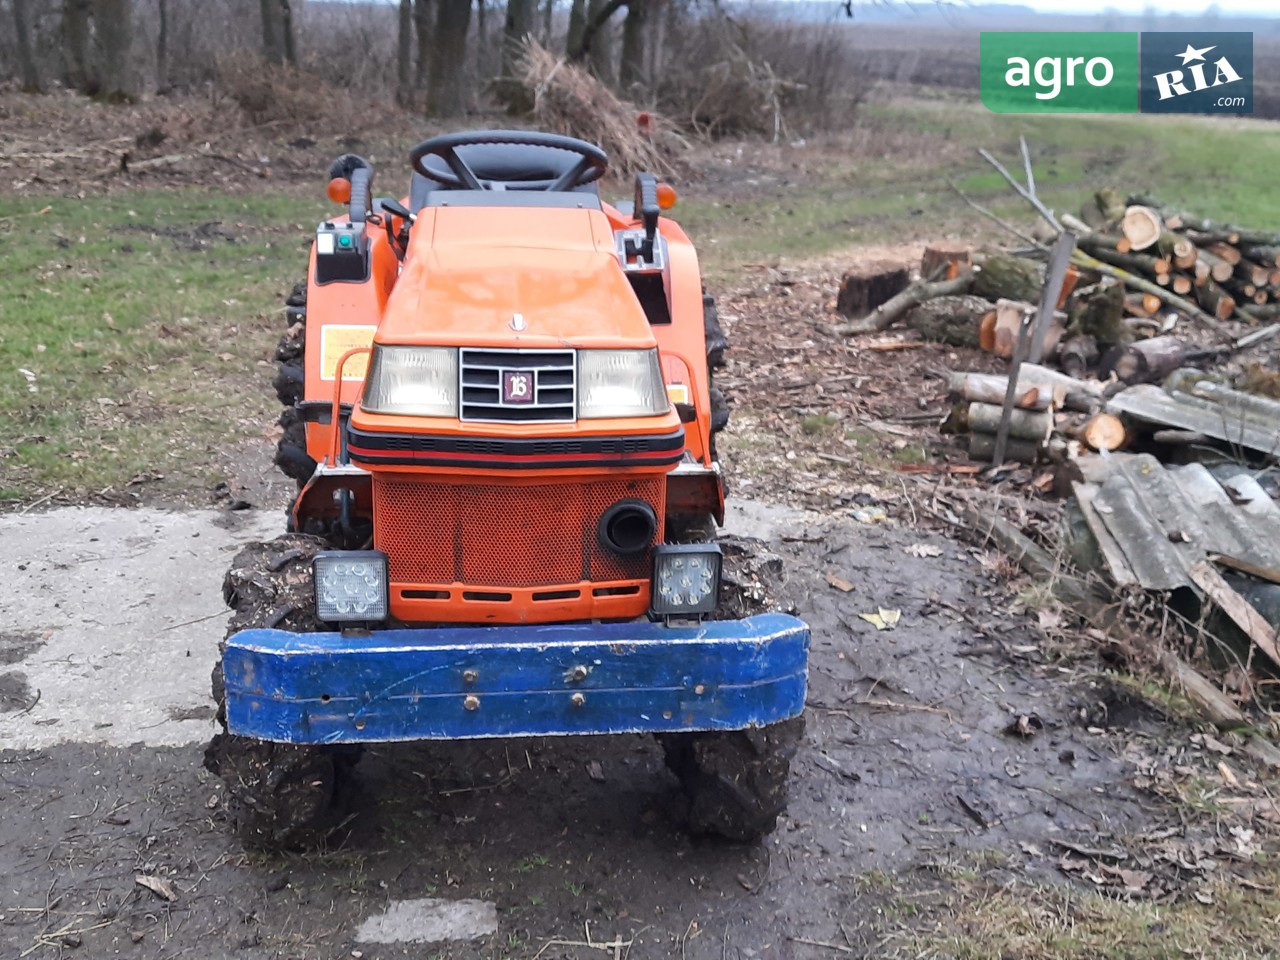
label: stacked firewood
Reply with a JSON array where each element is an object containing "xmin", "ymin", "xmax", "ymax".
[{"xmin": 1071, "ymin": 189, "xmax": 1280, "ymax": 324}]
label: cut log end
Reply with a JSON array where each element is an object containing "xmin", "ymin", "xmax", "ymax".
[
  {"xmin": 1082, "ymin": 412, "xmax": 1128, "ymax": 451},
  {"xmin": 1121, "ymin": 205, "xmax": 1162, "ymax": 251},
  {"xmin": 921, "ymin": 246, "xmax": 972, "ymax": 282}
]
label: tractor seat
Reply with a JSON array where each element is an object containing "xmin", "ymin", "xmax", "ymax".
[{"xmin": 410, "ymin": 142, "xmax": 600, "ymax": 210}]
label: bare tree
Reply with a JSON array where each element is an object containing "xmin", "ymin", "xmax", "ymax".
[
  {"xmin": 413, "ymin": 0, "xmax": 434, "ymax": 99},
  {"xmin": 427, "ymin": 0, "xmax": 471, "ymax": 116},
  {"xmin": 619, "ymin": 0, "xmax": 646, "ymax": 90},
  {"xmin": 156, "ymin": 0, "xmax": 170, "ymax": 93},
  {"xmin": 12, "ymin": 0, "xmax": 42, "ymax": 92},
  {"xmin": 279, "ymin": 0, "xmax": 296, "ymax": 65},
  {"xmin": 396, "ymin": 0, "xmax": 413, "ymax": 106},
  {"xmin": 475, "ymin": 0, "xmax": 490, "ymax": 77},
  {"xmin": 63, "ymin": 0, "xmax": 93, "ymax": 91},
  {"xmin": 501, "ymin": 0, "xmax": 536, "ymax": 80},
  {"xmin": 93, "ymin": 0, "xmax": 134, "ymax": 99},
  {"xmin": 573, "ymin": 0, "xmax": 621, "ymax": 83},
  {"xmin": 259, "ymin": 0, "xmax": 296, "ymax": 65},
  {"xmin": 566, "ymin": 0, "xmax": 587, "ymax": 59}
]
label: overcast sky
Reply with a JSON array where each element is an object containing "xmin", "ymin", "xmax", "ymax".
[{"xmin": 972, "ymin": 0, "xmax": 1276, "ymax": 16}]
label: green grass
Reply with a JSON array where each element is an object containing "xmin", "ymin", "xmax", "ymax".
[
  {"xmin": 0, "ymin": 187, "xmax": 325, "ymax": 501},
  {"xmin": 4, "ymin": 91, "xmax": 1279, "ymax": 500},
  {"xmin": 678, "ymin": 92, "xmax": 1280, "ymax": 279},
  {"xmin": 893, "ymin": 867, "xmax": 1280, "ymax": 960}
]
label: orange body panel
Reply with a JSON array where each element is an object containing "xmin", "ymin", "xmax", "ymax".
[
  {"xmin": 299, "ymin": 187, "xmax": 722, "ymax": 625},
  {"xmin": 302, "ymin": 224, "xmax": 399, "ymax": 465}
]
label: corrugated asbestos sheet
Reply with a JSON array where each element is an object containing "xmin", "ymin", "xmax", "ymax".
[
  {"xmin": 1106, "ymin": 381, "xmax": 1280, "ymax": 459},
  {"xmin": 1072, "ymin": 453, "xmax": 1280, "ymax": 591}
]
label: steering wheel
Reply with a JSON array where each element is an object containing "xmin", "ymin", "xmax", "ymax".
[{"xmin": 409, "ymin": 130, "xmax": 609, "ymax": 192}]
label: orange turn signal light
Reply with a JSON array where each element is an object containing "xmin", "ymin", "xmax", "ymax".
[
  {"xmin": 656, "ymin": 182, "xmax": 677, "ymax": 210},
  {"xmin": 326, "ymin": 177, "xmax": 352, "ymax": 204}
]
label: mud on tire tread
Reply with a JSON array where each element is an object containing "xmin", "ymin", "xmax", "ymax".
[
  {"xmin": 273, "ymin": 280, "xmax": 315, "ymax": 487},
  {"xmin": 704, "ymin": 294, "xmax": 730, "ymax": 458},
  {"xmin": 205, "ymin": 534, "xmax": 352, "ymax": 850},
  {"xmin": 659, "ymin": 717, "xmax": 804, "ymax": 841}
]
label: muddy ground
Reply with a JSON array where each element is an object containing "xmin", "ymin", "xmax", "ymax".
[{"xmin": 1, "ymin": 496, "xmax": 1229, "ymax": 960}]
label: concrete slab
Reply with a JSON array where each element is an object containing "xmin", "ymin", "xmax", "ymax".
[
  {"xmin": 721, "ymin": 499, "xmax": 820, "ymax": 541},
  {"xmin": 1, "ymin": 507, "xmax": 281, "ymax": 750},
  {"xmin": 355, "ymin": 898, "xmax": 498, "ymax": 944},
  {"xmin": 0, "ymin": 499, "xmax": 818, "ymax": 752}
]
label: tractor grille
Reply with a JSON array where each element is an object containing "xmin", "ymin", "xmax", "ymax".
[
  {"xmin": 373, "ymin": 476, "xmax": 662, "ymax": 588},
  {"xmin": 460, "ymin": 348, "xmax": 576, "ymax": 422}
]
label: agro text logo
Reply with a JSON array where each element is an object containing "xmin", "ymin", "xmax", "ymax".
[
  {"xmin": 1141, "ymin": 33, "xmax": 1252, "ymax": 114},
  {"xmin": 980, "ymin": 33, "xmax": 1139, "ymax": 114}
]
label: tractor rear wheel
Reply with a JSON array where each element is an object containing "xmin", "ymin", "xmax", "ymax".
[
  {"xmin": 658, "ymin": 717, "xmax": 803, "ymax": 841},
  {"xmin": 273, "ymin": 281, "xmax": 316, "ymax": 487},
  {"xmin": 204, "ymin": 534, "xmax": 357, "ymax": 850},
  {"xmin": 704, "ymin": 294, "xmax": 730, "ymax": 458}
]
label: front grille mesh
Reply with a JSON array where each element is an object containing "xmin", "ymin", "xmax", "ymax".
[
  {"xmin": 374, "ymin": 476, "xmax": 662, "ymax": 588},
  {"xmin": 460, "ymin": 348, "xmax": 575, "ymax": 422}
]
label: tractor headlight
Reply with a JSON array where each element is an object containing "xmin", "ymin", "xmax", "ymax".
[
  {"xmin": 578, "ymin": 349, "xmax": 668, "ymax": 418},
  {"xmin": 314, "ymin": 550, "xmax": 389, "ymax": 623},
  {"xmin": 651, "ymin": 544, "xmax": 722, "ymax": 617},
  {"xmin": 361, "ymin": 346, "xmax": 458, "ymax": 417}
]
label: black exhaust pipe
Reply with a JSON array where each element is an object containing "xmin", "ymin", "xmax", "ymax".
[{"xmin": 598, "ymin": 500, "xmax": 658, "ymax": 556}]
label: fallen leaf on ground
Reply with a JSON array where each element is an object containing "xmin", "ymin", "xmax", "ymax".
[
  {"xmin": 1191, "ymin": 732, "xmax": 1234, "ymax": 756},
  {"xmin": 1117, "ymin": 869, "xmax": 1153, "ymax": 890},
  {"xmin": 858, "ymin": 608, "xmax": 901, "ymax": 630},
  {"xmin": 1004, "ymin": 713, "xmax": 1044, "ymax": 738},
  {"xmin": 825, "ymin": 574, "xmax": 855, "ymax": 592},
  {"xmin": 904, "ymin": 543, "xmax": 943, "ymax": 558},
  {"xmin": 851, "ymin": 505, "xmax": 887, "ymax": 523},
  {"xmin": 135, "ymin": 875, "xmax": 178, "ymax": 902}
]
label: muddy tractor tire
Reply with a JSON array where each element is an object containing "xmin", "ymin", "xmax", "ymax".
[
  {"xmin": 659, "ymin": 717, "xmax": 803, "ymax": 841},
  {"xmin": 272, "ymin": 281, "xmax": 317, "ymax": 487},
  {"xmin": 704, "ymin": 294, "xmax": 730, "ymax": 457},
  {"xmin": 204, "ymin": 534, "xmax": 355, "ymax": 850}
]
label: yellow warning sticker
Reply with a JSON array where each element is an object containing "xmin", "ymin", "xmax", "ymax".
[
  {"xmin": 666, "ymin": 383, "xmax": 689, "ymax": 405},
  {"xmin": 319, "ymin": 325, "xmax": 376, "ymax": 380}
]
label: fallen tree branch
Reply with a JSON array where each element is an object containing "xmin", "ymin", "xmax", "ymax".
[
  {"xmin": 978, "ymin": 147, "xmax": 1061, "ymax": 233},
  {"xmin": 946, "ymin": 179, "xmax": 1045, "ymax": 250},
  {"xmin": 831, "ymin": 269, "xmax": 974, "ymax": 336}
]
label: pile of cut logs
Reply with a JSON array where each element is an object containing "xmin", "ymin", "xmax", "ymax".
[
  {"xmin": 829, "ymin": 188, "xmax": 1280, "ymax": 467},
  {"xmin": 941, "ymin": 364, "xmax": 1127, "ymax": 465},
  {"xmin": 1070, "ymin": 190, "xmax": 1280, "ymax": 323}
]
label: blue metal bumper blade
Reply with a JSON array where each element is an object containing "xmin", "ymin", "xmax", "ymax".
[{"xmin": 223, "ymin": 613, "xmax": 809, "ymax": 743}]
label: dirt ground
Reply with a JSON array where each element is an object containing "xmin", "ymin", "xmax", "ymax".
[
  {"xmin": 0, "ymin": 502, "xmax": 1184, "ymax": 960},
  {"xmin": 4, "ymin": 93, "xmax": 1280, "ymax": 959}
]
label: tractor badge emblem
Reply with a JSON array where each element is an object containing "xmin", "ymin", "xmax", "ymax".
[{"xmin": 503, "ymin": 370, "xmax": 533, "ymax": 404}]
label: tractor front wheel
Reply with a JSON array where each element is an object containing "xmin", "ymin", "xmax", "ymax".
[
  {"xmin": 204, "ymin": 534, "xmax": 356, "ymax": 850},
  {"xmin": 658, "ymin": 717, "xmax": 804, "ymax": 842}
]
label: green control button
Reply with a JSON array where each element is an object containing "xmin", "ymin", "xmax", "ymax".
[{"xmin": 338, "ymin": 234, "xmax": 353, "ymax": 248}]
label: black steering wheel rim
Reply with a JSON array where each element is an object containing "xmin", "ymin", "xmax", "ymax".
[{"xmin": 409, "ymin": 130, "xmax": 609, "ymax": 192}]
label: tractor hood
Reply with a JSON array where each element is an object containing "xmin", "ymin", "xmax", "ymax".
[{"xmin": 376, "ymin": 206, "xmax": 655, "ymax": 349}]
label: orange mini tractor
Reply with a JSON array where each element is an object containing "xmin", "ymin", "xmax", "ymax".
[{"xmin": 205, "ymin": 131, "xmax": 809, "ymax": 848}]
